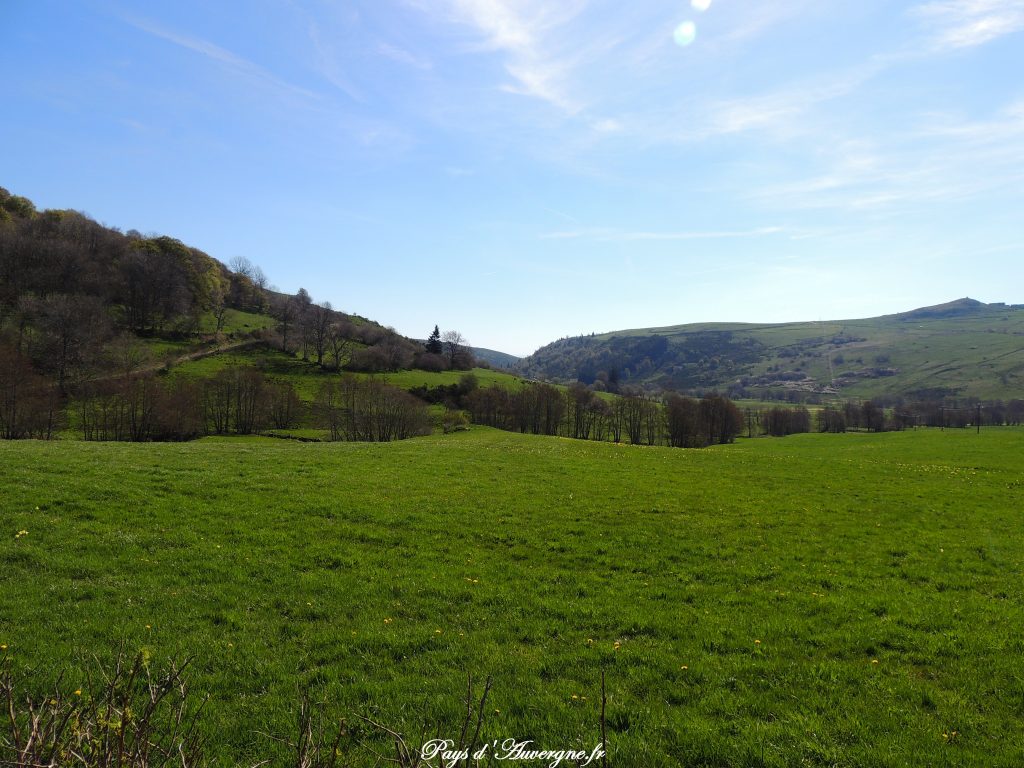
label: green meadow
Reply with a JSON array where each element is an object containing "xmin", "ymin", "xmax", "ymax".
[{"xmin": 2, "ymin": 428, "xmax": 1023, "ymax": 766}]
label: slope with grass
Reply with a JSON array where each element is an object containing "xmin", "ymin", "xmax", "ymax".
[
  {"xmin": 520, "ymin": 298, "xmax": 1024, "ymax": 400},
  {"xmin": 167, "ymin": 342, "xmax": 530, "ymax": 402},
  {"xmin": 3, "ymin": 427, "xmax": 1023, "ymax": 765}
]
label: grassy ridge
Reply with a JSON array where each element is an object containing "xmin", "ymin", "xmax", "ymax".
[
  {"xmin": 522, "ymin": 300, "xmax": 1024, "ymax": 400},
  {"xmin": 2, "ymin": 429, "xmax": 1024, "ymax": 765}
]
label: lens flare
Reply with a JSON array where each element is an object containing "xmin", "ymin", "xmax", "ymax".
[
  {"xmin": 673, "ymin": 21, "xmax": 697, "ymax": 47},
  {"xmin": 691, "ymin": 0, "xmax": 712, "ymax": 11}
]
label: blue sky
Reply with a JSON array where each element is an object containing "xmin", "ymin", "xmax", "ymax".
[{"xmin": 2, "ymin": 0, "xmax": 1022, "ymax": 355}]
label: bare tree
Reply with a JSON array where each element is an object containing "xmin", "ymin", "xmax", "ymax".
[
  {"xmin": 273, "ymin": 296, "xmax": 297, "ymax": 352},
  {"xmin": 21, "ymin": 294, "xmax": 111, "ymax": 392},
  {"xmin": 311, "ymin": 301, "xmax": 333, "ymax": 367},
  {"xmin": 211, "ymin": 283, "xmax": 230, "ymax": 335},
  {"xmin": 442, "ymin": 330, "xmax": 474, "ymax": 369},
  {"xmin": 293, "ymin": 288, "xmax": 313, "ymax": 360},
  {"xmin": 326, "ymin": 319, "xmax": 354, "ymax": 370},
  {"xmin": 228, "ymin": 255, "xmax": 254, "ymax": 279},
  {"xmin": 250, "ymin": 265, "xmax": 268, "ymax": 311}
]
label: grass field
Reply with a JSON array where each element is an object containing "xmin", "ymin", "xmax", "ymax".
[{"xmin": 3, "ymin": 428, "xmax": 1024, "ymax": 766}]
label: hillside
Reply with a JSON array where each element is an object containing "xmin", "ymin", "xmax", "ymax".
[
  {"xmin": 518, "ymin": 299, "xmax": 1024, "ymax": 401},
  {"xmin": 0, "ymin": 186, "xmax": 487, "ymax": 383},
  {"xmin": 470, "ymin": 345, "xmax": 521, "ymax": 368},
  {"xmin": 0, "ymin": 186, "xmax": 567, "ymax": 443}
]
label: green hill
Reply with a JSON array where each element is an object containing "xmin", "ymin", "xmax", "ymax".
[
  {"xmin": 470, "ymin": 345, "xmax": 521, "ymax": 369},
  {"xmin": 518, "ymin": 299, "xmax": 1024, "ymax": 401}
]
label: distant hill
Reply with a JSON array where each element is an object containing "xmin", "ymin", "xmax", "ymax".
[
  {"xmin": 471, "ymin": 346, "xmax": 521, "ymax": 369},
  {"xmin": 517, "ymin": 300, "xmax": 1024, "ymax": 401}
]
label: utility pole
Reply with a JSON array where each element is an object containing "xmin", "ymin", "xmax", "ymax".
[{"xmin": 977, "ymin": 403, "xmax": 982, "ymax": 434}]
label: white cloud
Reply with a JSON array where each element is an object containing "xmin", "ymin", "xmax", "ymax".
[
  {"xmin": 912, "ymin": 0, "xmax": 1024, "ymax": 49},
  {"xmin": 413, "ymin": 0, "xmax": 591, "ymax": 113}
]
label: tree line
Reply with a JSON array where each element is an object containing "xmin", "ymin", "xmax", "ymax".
[
  {"xmin": 460, "ymin": 382, "xmax": 744, "ymax": 448},
  {"xmin": 71, "ymin": 364, "xmax": 429, "ymax": 443},
  {"xmin": 757, "ymin": 398, "xmax": 1024, "ymax": 436}
]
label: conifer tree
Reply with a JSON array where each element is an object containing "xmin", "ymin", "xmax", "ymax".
[{"xmin": 425, "ymin": 325, "xmax": 443, "ymax": 355}]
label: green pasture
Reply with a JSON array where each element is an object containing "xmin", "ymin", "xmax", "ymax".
[{"xmin": 2, "ymin": 428, "xmax": 1023, "ymax": 766}]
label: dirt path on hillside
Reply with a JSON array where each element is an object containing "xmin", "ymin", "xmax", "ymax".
[{"xmin": 89, "ymin": 338, "xmax": 267, "ymax": 384}]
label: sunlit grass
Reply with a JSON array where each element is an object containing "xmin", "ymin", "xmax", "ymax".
[{"xmin": 2, "ymin": 428, "xmax": 1023, "ymax": 765}]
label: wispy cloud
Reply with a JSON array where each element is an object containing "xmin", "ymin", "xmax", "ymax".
[
  {"xmin": 462, "ymin": 0, "xmax": 588, "ymax": 112},
  {"xmin": 710, "ymin": 0, "xmax": 821, "ymax": 49},
  {"xmin": 377, "ymin": 42, "xmax": 433, "ymax": 70},
  {"xmin": 540, "ymin": 226, "xmax": 787, "ymax": 242},
  {"xmin": 912, "ymin": 0, "xmax": 1024, "ymax": 50},
  {"xmin": 753, "ymin": 100, "xmax": 1024, "ymax": 211},
  {"xmin": 306, "ymin": 22, "xmax": 362, "ymax": 100},
  {"xmin": 414, "ymin": 0, "xmax": 592, "ymax": 113},
  {"xmin": 123, "ymin": 16, "xmax": 320, "ymax": 102}
]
